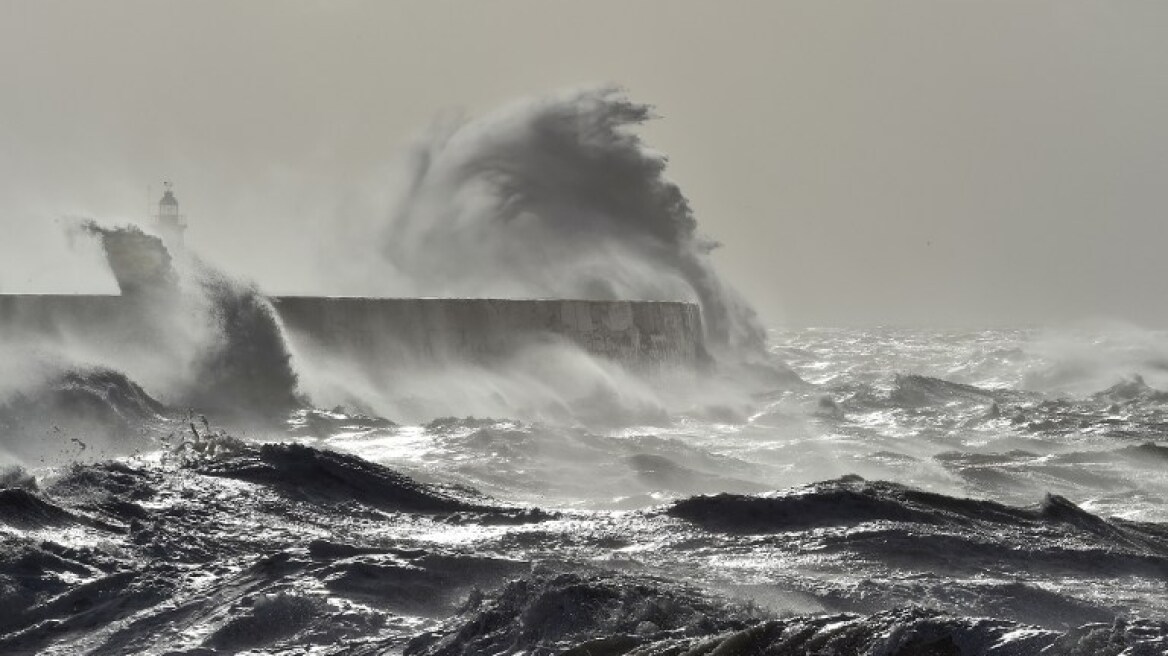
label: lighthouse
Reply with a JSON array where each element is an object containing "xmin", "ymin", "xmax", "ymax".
[{"xmin": 154, "ymin": 181, "xmax": 186, "ymax": 247}]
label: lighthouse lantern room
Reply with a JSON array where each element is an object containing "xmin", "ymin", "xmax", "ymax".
[{"xmin": 154, "ymin": 181, "xmax": 186, "ymax": 246}]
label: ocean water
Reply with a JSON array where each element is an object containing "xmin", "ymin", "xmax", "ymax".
[
  {"xmin": 2, "ymin": 324, "xmax": 1168, "ymax": 655},
  {"xmin": 2, "ymin": 88, "xmax": 1166, "ymax": 654}
]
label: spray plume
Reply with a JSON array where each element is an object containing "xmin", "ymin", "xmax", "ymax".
[
  {"xmin": 334, "ymin": 86, "xmax": 765, "ymax": 353},
  {"xmin": 0, "ymin": 221, "xmax": 300, "ymax": 463}
]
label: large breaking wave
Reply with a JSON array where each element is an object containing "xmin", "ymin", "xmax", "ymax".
[
  {"xmin": 0, "ymin": 223, "xmax": 300, "ymax": 462},
  {"xmin": 331, "ymin": 86, "xmax": 765, "ymax": 353}
]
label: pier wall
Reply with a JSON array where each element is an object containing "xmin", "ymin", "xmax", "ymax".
[
  {"xmin": 271, "ymin": 297, "xmax": 705, "ymax": 368},
  {"xmin": 0, "ymin": 295, "xmax": 706, "ymax": 368}
]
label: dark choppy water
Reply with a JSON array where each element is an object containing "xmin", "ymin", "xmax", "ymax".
[{"xmin": 2, "ymin": 326, "xmax": 1168, "ymax": 655}]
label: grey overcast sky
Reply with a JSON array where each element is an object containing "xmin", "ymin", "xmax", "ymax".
[{"xmin": 1, "ymin": 1, "xmax": 1166, "ymax": 327}]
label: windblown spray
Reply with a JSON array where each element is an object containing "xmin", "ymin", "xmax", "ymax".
[{"xmin": 337, "ymin": 87, "xmax": 765, "ymax": 353}]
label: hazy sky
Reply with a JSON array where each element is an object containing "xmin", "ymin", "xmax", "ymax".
[{"xmin": 1, "ymin": 1, "xmax": 1166, "ymax": 327}]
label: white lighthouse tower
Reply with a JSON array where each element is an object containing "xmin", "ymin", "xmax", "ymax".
[{"xmin": 154, "ymin": 181, "xmax": 186, "ymax": 247}]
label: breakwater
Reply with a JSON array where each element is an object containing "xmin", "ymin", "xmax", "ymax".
[
  {"xmin": 272, "ymin": 296, "xmax": 705, "ymax": 368},
  {"xmin": 0, "ymin": 295, "xmax": 707, "ymax": 368}
]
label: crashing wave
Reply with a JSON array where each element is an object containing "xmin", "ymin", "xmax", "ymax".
[
  {"xmin": 335, "ymin": 87, "xmax": 765, "ymax": 354},
  {"xmin": 0, "ymin": 367, "xmax": 168, "ymax": 462},
  {"xmin": 38, "ymin": 222, "xmax": 305, "ymax": 424}
]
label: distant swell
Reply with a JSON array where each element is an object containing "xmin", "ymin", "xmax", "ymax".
[
  {"xmin": 668, "ymin": 476, "xmax": 1168, "ymax": 558},
  {"xmin": 200, "ymin": 442, "xmax": 545, "ymax": 520}
]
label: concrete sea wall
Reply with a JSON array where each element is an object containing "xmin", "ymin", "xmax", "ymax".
[
  {"xmin": 271, "ymin": 297, "xmax": 706, "ymax": 368},
  {"xmin": 0, "ymin": 295, "xmax": 707, "ymax": 368}
]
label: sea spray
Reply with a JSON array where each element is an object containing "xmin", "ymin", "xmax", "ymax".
[
  {"xmin": 331, "ymin": 86, "xmax": 766, "ymax": 354},
  {"xmin": 295, "ymin": 87, "xmax": 798, "ymax": 420},
  {"xmin": 181, "ymin": 267, "xmax": 300, "ymax": 419},
  {"xmin": 83, "ymin": 221, "xmax": 301, "ymax": 420},
  {"xmin": 0, "ymin": 222, "xmax": 301, "ymax": 460},
  {"xmin": 0, "ymin": 366, "xmax": 168, "ymax": 462}
]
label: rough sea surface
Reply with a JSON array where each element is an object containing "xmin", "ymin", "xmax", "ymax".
[{"xmin": 3, "ymin": 326, "xmax": 1168, "ymax": 655}]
